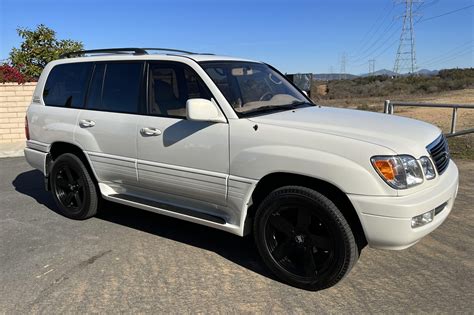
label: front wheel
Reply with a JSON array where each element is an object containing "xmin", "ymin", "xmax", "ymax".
[
  {"xmin": 254, "ymin": 186, "xmax": 358, "ymax": 291},
  {"xmin": 50, "ymin": 153, "xmax": 99, "ymax": 220}
]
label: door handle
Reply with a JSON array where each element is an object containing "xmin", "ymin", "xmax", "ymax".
[
  {"xmin": 79, "ymin": 119, "xmax": 96, "ymax": 128},
  {"xmin": 140, "ymin": 127, "xmax": 162, "ymax": 136}
]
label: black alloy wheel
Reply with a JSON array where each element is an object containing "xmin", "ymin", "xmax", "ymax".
[
  {"xmin": 50, "ymin": 153, "xmax": 99, "ymax": 220},
  {"xmin": 54, "ymin": 164, "xmax": 84, "ymax": 212},
  {"xmin": 265, "ymin": 204, "xmax": 335, "ymax": 279},
  {"xmin": 254, "ymin": 186, "xmax": 358, "ymax": 291}
]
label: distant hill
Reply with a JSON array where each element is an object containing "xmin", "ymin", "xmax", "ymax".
[
  {"xmin": 290, "ymin": 68, "xmax": 440, "ymax": 84},
  {"xmin": 360, "ymin": 68, "xmax": 439, "ymax": 77},
  {"xmin": 313, "ymin": 73, "xmax": 358, "ymax": 81},
  {"xmin": 360, "ymin": 69, "xmax": 398, "ymax": 77},
  {"xmin": 415, "ymin": 69, "xmax": 439, "ymax": 76},
  {"xmin": 316, "ymin": 67, "xmax": 473, "ymax": 100}
]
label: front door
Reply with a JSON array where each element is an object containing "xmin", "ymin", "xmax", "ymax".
[{"xmin": 136, "ymin": 61, "xmax": 229, "ymax": 206}]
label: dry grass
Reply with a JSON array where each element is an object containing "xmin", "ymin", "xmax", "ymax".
[{"xmin": 317, "ymin": 89, "xmax": 474, "ymax": 160}]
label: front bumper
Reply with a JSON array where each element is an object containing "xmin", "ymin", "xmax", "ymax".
[{"xmin": 349, "ymin": 160, "xmax": 459, "ymax": 250}]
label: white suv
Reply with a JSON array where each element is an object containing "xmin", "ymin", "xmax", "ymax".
[{"xmin": 24, "ymin": 48, "xmax": 458, "ymax": 290}]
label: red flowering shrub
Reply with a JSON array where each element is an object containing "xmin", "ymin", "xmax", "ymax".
[{"xmin": 0, "ymin": 64, "xmax": 27, "ymax": 84}]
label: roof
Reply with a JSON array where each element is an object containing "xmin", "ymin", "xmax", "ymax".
[
  {"xmin": 182, "ymin": 54, "xmax": 257, "ymax": 63},
  {"xmin": 56, "ymin": 48, "xmax": 259, "ymax": 64}
]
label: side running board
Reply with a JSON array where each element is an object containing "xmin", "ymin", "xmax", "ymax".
[{"xmin": 108, "ymin": 193, "xmax": 226, "ymax": 224}]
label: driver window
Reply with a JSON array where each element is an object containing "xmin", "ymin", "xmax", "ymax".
[{"xmin": 148, "ymin": 62, "xmax": 211, "ymax": 118}]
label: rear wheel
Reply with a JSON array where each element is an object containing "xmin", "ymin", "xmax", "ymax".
[
  {"xmin": 254, "ymin": 186, "xmax": 358, "ymax": 291},
  {"xmin": 50, "ymin": 153, "xmax": 98, "ymax": 220}
]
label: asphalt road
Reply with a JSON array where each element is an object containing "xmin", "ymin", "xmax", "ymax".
[{"xmin": 1, "ymin": 157, "xmax": 473, "ymax": 313}]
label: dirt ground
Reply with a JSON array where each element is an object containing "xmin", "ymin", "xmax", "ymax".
[{"xmin": 318, "ymin": 89, "xmax": 474, "ymax": 159}]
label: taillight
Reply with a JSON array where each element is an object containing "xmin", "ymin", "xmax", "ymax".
[{"xmin": 25, "ymin": 115, "xmax": 30, "ymax": 140}]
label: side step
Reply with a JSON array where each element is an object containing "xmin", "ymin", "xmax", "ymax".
[{"xmin": 108, "ymin": 193, "xmax": 226, "ymax": 224}]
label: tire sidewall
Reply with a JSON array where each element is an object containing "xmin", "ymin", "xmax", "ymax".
[
  {"xmin": 254, "ymin": 186, "xmax": 356, "ymax": 291},
  {"xmin": 50, "ymin": 153, "xmax": 95, "ymax": 220}
]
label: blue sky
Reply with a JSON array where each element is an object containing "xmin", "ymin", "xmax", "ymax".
[{"xmin": 0, "ymin": 0, "xmax": 472, "ymax": 74}]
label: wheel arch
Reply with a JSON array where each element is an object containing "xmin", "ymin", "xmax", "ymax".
[
  {"xmin": 46, "ymin": 142, "xmax": 98, "ymax": 189},
  {"xmin": 244, "ymin": 172, "xmax": 367, "ymax": 250}
]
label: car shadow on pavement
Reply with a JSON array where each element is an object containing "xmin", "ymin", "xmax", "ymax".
[
  {"xmin": 12, "ymin": 170, "xmax": 276, "ymax": 281},
  {"xmin": 12, "ymin": 170, "xmax": 57, "ymax": 211}
]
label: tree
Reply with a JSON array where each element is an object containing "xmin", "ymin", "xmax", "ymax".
[
  {"xmin": 9, "ymin": 24, "xmax": 83, "ymax": 78},
  {"xmin": 0, "ymin": 64, "xmax": 26, "ymax": 83}
]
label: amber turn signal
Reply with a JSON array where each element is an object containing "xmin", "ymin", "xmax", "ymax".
[{"xmin": 373, "ymin": 159, "xmax": 396, "ymax": 181}]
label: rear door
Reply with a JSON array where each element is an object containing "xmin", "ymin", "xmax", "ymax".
[
  {"xmin": 39, "ymin": 62, "xmax": 94, "ymax": 146},
  {"xmin": 74, "ymin": 61, "xmax": 144, "ymax": 187},
  {"xmin": 136, "ymin": 61, "xmax": 229, "ymax": 206}
]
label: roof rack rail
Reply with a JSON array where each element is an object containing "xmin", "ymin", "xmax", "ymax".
[
  {"xmin": 142, "ymin": 48, "xmax": 214, "ymax": 55},
  {"xmin": 141, "ymin": 48, "xmax": 196, "ymax": 54},
  {"xmin": 60, "ymin": 47, "xmax": 215, "ymax": 59},
  {"xmin": 60, "ymin": 48, "xmax": 148, "ymax": 59}
]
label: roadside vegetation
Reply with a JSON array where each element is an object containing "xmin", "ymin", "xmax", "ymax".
[
  {"xmin": 313, "ymin": 70, "xmax": 474, "ymax": 160},
  {"xmin": 320, "ymin": 68, "xmax": 474, "ymax": 100}
]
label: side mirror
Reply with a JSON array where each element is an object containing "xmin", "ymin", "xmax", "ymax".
[{"xmin": 186, "ymin": 98, "xmax": 226, "ymax": 123}]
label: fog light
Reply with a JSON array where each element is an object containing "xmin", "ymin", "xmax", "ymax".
[{"xmin": 411, "ymin": 210, "xmax": 435, "ymax": 228}]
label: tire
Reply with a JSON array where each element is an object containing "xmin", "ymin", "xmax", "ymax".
[
  {"xmin": 50, "ymin": 153, "xmax": 99, "ymax": 220},
  {"xmin": 253, "ymin": 185, "xmax": 358, "ymax": 291}
]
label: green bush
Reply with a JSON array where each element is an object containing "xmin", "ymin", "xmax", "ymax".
[{"xmin": 320, "ymin": 68, "xmax": 474, "ymax": 100}]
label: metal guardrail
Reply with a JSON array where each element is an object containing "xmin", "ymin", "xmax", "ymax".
[{"xmin": 383, "ymin": 100, "xmax": 474, "ymax": 138}]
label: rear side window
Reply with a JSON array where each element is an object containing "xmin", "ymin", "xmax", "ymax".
[
  {"xmin": 86, "ymin": 62, "xmax": 143, "ymax": 114},
  {"xmin": 43, "ymin": 63, "xmax": 93, "ymax": 108}
]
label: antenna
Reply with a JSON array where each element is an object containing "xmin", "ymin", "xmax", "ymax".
[{"xmin": 393, "ymin": 0, "xmax": 422, "ymax": 75}]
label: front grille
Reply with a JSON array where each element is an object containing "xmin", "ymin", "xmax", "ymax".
[{"xmin": 427, "ymin": 134, "xmax": 450, "ymax": 175}]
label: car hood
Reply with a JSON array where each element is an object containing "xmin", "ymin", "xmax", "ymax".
[{"xmin": 248, "ymin": 106, "xmax": 441, "ymax": 155}]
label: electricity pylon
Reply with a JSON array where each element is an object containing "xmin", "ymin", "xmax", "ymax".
[
  {"xmin": 339, "ymin": 52, "xmax": 347, "ymax": 80},
  {"xmin": 393, "ymin": 0, "xmax": 421, "ymax": 75},
  {"xmin": 369, "ymin": 59, "xmax": 376, "ymax": 76}
]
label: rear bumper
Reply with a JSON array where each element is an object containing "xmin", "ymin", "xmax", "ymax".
[
  {"xmin": 349, "ymin": 161, "xmax": 459, "ymax": 250},
  {"xmin": 24, "ymin": 147, "xmax": 48, "ymax": 175}
]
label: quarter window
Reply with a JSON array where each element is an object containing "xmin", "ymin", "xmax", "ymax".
[{"xmin": 43, "ymin": 62, "xmax": 93, "ymax": 108}]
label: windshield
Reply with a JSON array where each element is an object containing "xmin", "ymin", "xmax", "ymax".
[{"xmin": 200, "ymin": 61, "xmax": 311, "ymax": 116}]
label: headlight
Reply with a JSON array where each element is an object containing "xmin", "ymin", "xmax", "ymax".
[
  {"xmin": 371, "ymin": 155, "xmax": 424, "ymax": 189},
  {"xmin": 419, "ymin": 156, "xmax": 436, "ymax": 180}
]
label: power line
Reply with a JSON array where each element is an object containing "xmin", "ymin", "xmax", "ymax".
[
  {"xmin": 421, "ymin": 50, "xmax": 473, "ymax": 69},
  {"xmin": 350, "ymin": 1, "xmax": 396, "ymax": 57},
  {"xmin": 420, "ymin": 46, "xmax": 474, "ymax": 68},
  {"xmin": 351, "ymin": 24, "xmax": 400, "ymax": 63},
  {"xmin": 417, "ymin": 4, "xmax": 474, "ymax": 23},
  {"xmin": 354, "ymin": 40, "xmax": 399, "ymax": 68},
  {"xmin": 421, "ymin": 40, "xmax": 473, "ymax": 65},
  {"xmin": 350, "ymin": 18, "xmax": 399, "ymax": 61},
  {"xmin": 414, "ymin": 0, "xmax": 439, "ymax": 13}
]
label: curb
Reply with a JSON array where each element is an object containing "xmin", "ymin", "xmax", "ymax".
[{"xmin": 0, "ymin": 141, "xmax": 25, "ymax": 158}]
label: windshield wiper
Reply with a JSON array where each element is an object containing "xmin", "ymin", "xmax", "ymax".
[
  {"xmin": 239, "ymin": 100, "xmax": 313, "ymax": 116},
  {"xmin": 240, "ymin": 104, "xmax": 298, "ymax": 115},
  {"xmin": 290, "ymin": 100, "xmax": 313, "ymax": 106}
]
